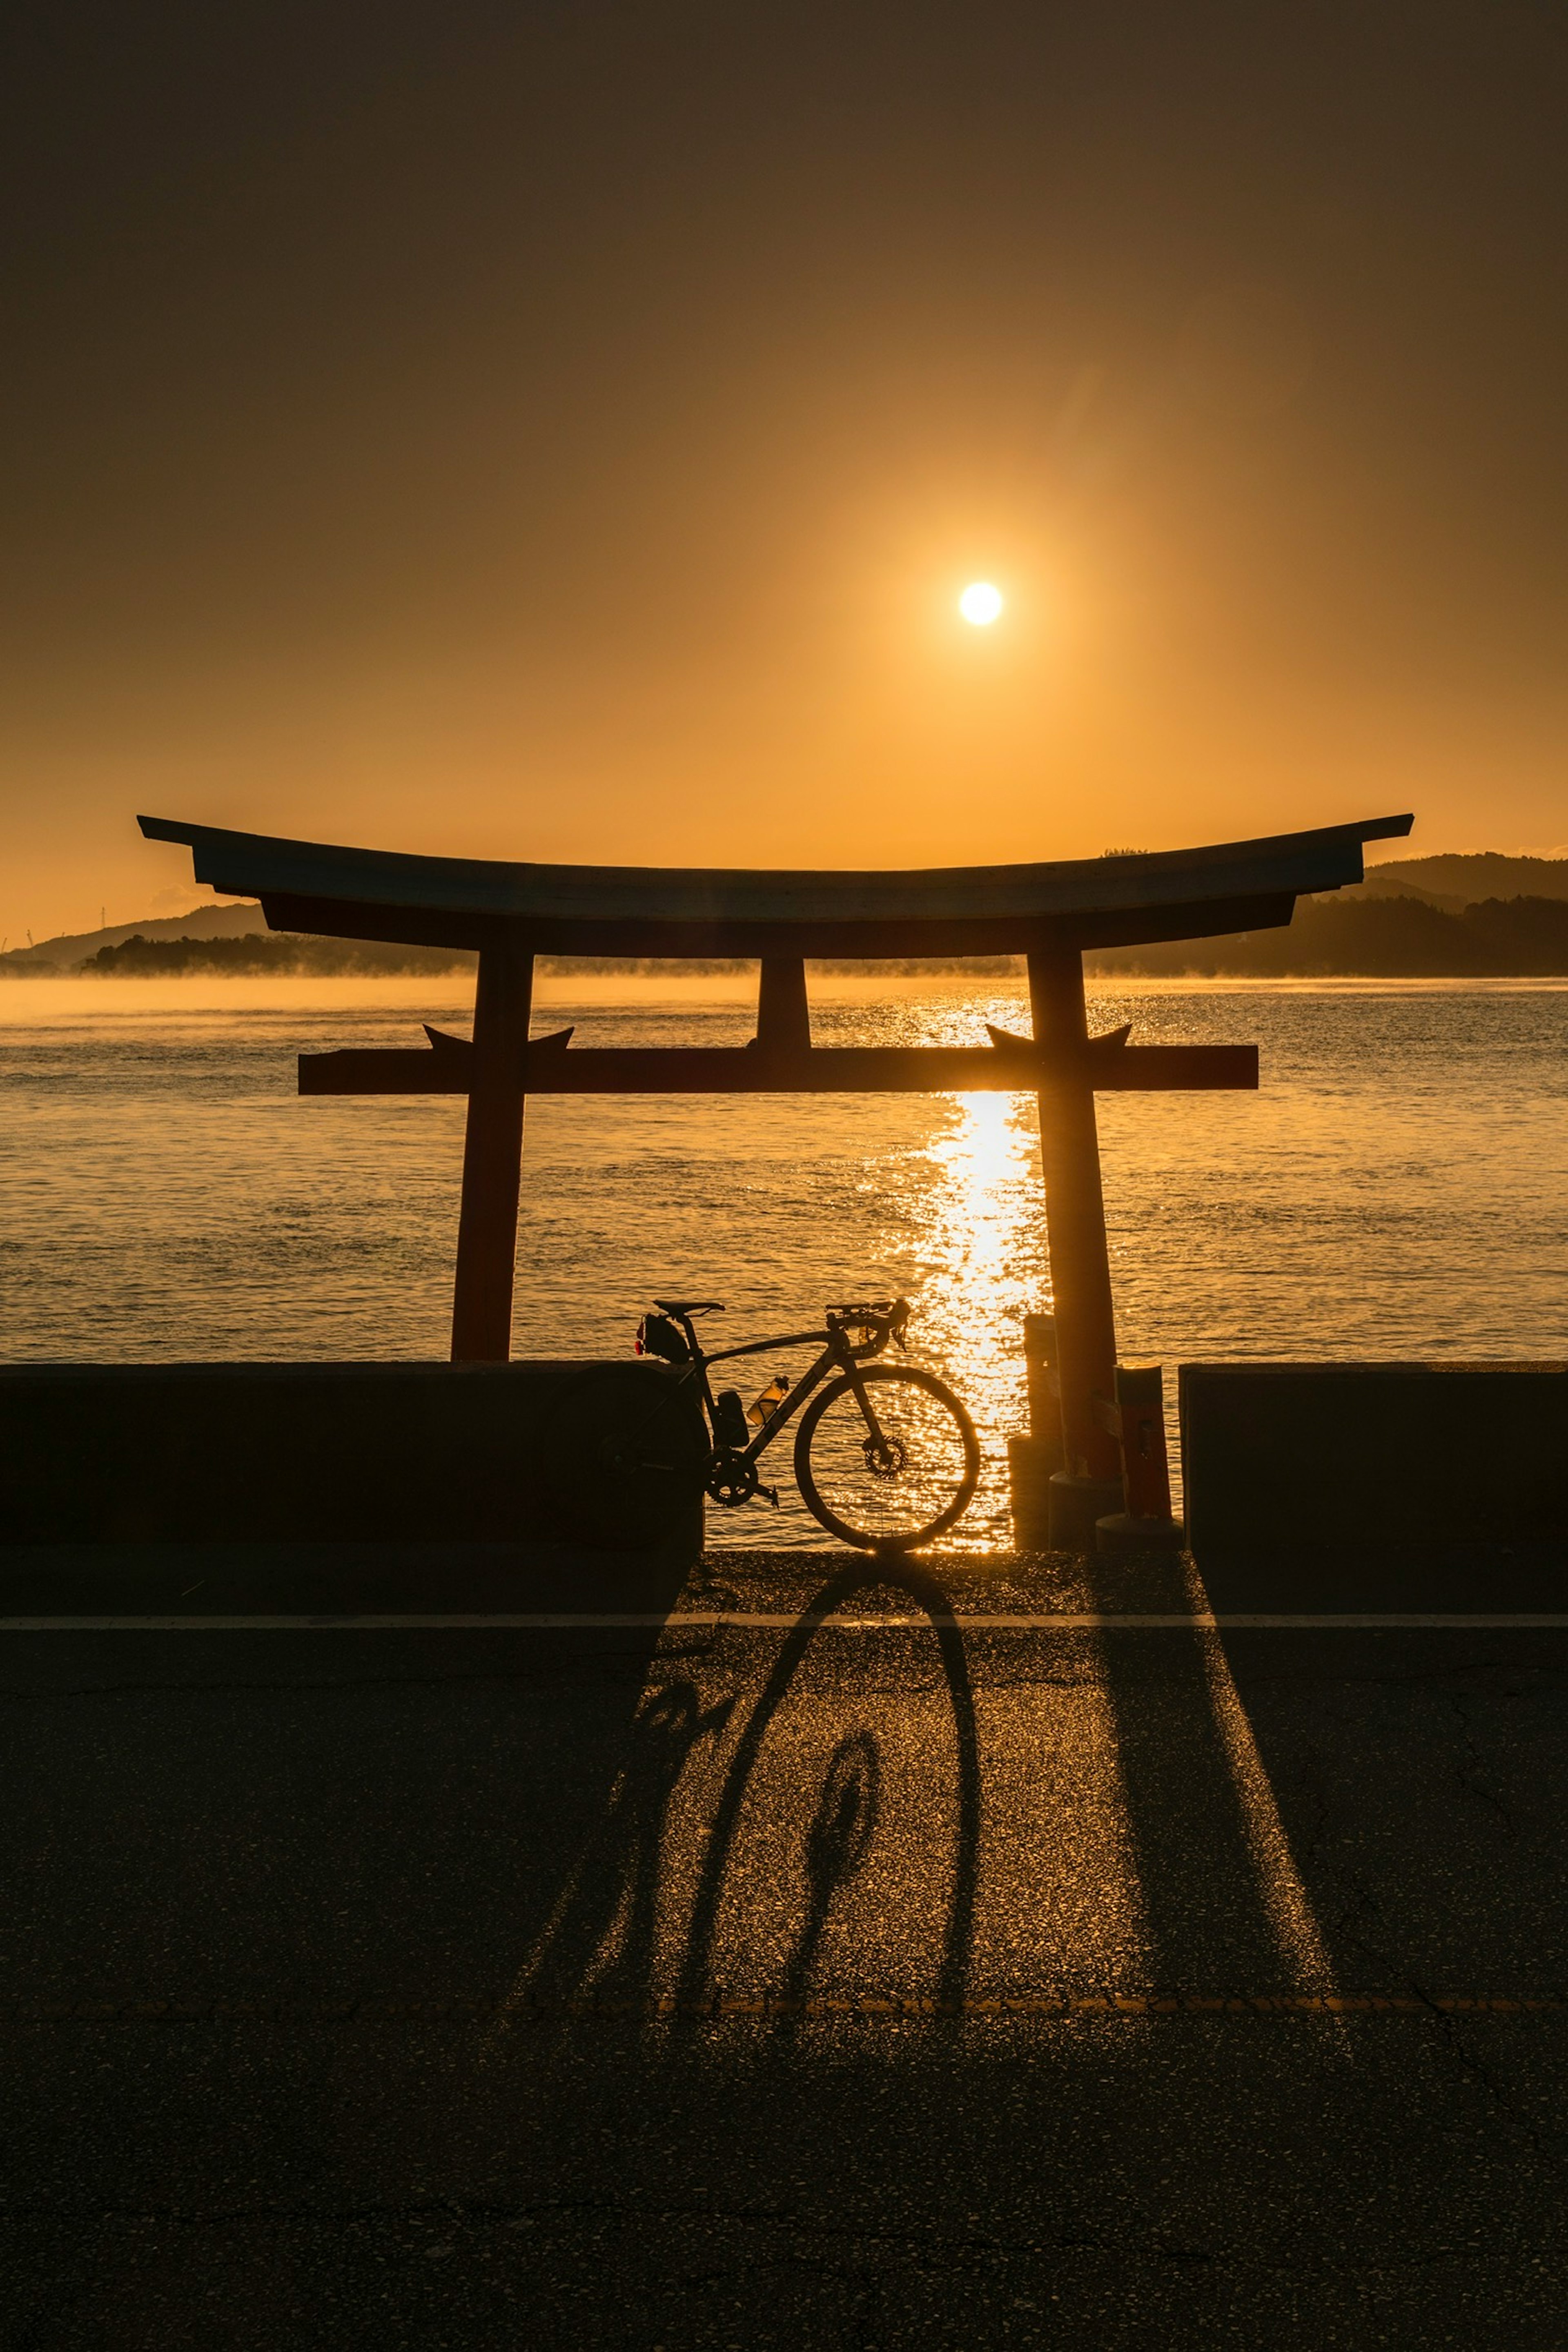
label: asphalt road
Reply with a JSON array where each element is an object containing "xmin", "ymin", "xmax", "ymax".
[{"xmin": 2, "ymin": 1545, "xmax": 1565, "ymax": 2348}]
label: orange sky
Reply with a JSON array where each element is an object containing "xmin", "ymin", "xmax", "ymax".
[{"xmin": 4, "ymin": 2, "xmax": 1567, "ymax": 944}]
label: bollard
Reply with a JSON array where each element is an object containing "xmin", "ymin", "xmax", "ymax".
[
  {"xmin": 1049, "ymin": 1469, "xmax": 1127, "ymax": 1553},
  {"xmin": 1096, "ymin": 1364, "xmax": 1185, "ymax": 1557},
  {"xmin": 1007, "ymin": 1314, "xmax": 1063, "ymax": 1548},
  {"xmin": 1046, "ymin": 1372, "xmax": 1125, "ymax": 1552}
]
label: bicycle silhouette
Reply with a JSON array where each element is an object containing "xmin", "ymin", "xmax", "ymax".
[{"xmin": 544, "ymin": 1297, "xmax": 979, "ymax": 1552}]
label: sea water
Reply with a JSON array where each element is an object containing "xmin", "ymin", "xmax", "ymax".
[{"xmin": 3, "ymin": 973, "xmax": 1566, "ymax": 1549}]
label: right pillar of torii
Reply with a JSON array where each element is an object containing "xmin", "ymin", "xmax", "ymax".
[{"xmin": 1028, "ymin": 943, "xmax": 1123, "ymax": 1491}]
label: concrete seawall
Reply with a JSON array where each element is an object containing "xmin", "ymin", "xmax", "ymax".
[
  {"xmin": 0, "ymin": 1361, "xmax": 704, "ymax": 1560},
  {"xmin": 1181, "ymin": 1360, "xmax": 1568, "ymax": 1608}
]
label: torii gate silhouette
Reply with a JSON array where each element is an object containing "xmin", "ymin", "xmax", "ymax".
[{"xmin": 141, "ymin": 810, "xmax": 1412, "ymax": 1489}]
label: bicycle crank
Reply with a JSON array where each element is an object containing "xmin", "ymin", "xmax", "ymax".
[{"xmin": 705, "ymin": 1448, "xmax": 760, "ymax": 1508}]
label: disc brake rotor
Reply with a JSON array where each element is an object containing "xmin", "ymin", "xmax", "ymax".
[{"xmin": 862, "ymin": 1435, "xmax": 907, "ymax": 1479}]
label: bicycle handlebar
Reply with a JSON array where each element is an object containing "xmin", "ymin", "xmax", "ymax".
[{"xmin": 826, "ymin": 1297, "xmax": 911, "ymax": 1355}]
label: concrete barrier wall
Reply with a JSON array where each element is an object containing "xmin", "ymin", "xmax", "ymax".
[
  {"xmin": 0, "ymin": 1362, "xmax": 704, "ymax": 1555},
  {"xmin": 1180, "ymin": 1361, "xmax": 1568, "ymax": 1573}
]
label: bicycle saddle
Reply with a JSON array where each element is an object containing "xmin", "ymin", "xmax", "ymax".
[{"xmin": 653, "ymin": 1297, "xmax": 725, "ymax": 1316}]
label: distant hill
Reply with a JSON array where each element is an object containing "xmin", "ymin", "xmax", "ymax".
[
  {"xmin": 1091, "ymin": 895, "xmax": 1568, "ymax": 977},
  {"xmin": 0, "ymin": 902, "xmax": 267, "ymax": 975},
  {"xmin": 1356, "ymin": 852, "xmax": 1568, "ymax": 907},
  {"xmin": 1, "ymin": 904, "xmax": 475, "ymax": 979}
]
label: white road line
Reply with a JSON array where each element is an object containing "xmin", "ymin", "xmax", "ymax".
[{"xmin": 0, "ymin": 1612, "xmax": 1564, "ymax": 1632}]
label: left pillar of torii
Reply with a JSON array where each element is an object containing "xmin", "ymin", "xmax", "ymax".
[
  {"xmin": 447, "ymin": 942, "xmax": 815, "ymax": 1359},
  {"xmin": 451, "ymin": 931, "xmax": 534, "ymax": 1361}
]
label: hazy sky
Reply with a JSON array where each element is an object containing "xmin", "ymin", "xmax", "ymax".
[{"xmin": 4, "ymin": 1, "xmax": 1567, "ymax": 942}]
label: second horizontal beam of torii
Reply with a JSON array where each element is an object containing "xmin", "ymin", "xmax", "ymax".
[{"xmin": 299, "ymin": 1023, "xmax": 1259, "ymax": 1097}]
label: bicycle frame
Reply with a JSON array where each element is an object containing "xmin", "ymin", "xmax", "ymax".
[{"xmin": 666, "ymin": 1310, "xmax": 892, "ymax": 1467}]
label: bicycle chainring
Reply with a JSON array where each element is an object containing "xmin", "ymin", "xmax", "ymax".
[{"xmin": 705, "ymin": 1448, "xmax": 761, "ymax": 1508}]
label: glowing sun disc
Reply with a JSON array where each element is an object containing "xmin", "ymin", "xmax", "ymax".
[{"xmin": 959, "ymin": 581, "xmax": 1004, "ymax": 626}]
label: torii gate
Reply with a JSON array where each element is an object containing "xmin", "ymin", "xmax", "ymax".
[{"xmin": 140, "ymin": 810, "xmax": 1412, "ymax": 1488}]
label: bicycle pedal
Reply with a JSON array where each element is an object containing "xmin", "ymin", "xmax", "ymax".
[{"xmin": 760, "ymin": 1484, "xmax": 780, "ymax": 1509}]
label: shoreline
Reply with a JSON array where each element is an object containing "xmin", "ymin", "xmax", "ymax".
[{"xmin": 5, "ymin": 969, "xmax": 1568, "ymax": 1023}]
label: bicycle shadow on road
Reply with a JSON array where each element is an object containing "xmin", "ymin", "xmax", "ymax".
[
  {"xmin": 504, "ymin": 1674, "xmax": 737, "ymax": 2012},
  {"xmin": 670, "ymin": 1557, "xmax": 982, "ymax": 2018},
  {"xmin": 504, "ymin": 1556, "xmax": 981, "ymax": 2020}
]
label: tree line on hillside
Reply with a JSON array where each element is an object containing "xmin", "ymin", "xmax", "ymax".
[
  {"xmin": 70, "ymin": 934, "xmax": 1017, "ymax": 978},
  {"xmin": 1091, "ymin": 895, "xmax": 1568, "ymax": 977},
  {"xmin": 77, "ymin": 933, "xmax": 474, "ymax": 977}
]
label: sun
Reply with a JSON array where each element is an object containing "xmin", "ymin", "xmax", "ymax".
[{"xmin": 959, "ymin": 580, "xmax": 1004, "ymax": 626}]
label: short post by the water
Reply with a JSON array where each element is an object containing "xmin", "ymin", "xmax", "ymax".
[
  {"xmin": 1026, "ymin": 943, "xmax": 1127, "ymax": 1544},
  {"xmin": 1007, "ymin": 1312, "xmax": 1062, "ymax": 1548},
  {"xmin": 451, "ymin": 932, "xmax": 534, "ymax": 1362},
  {"xmin": 1112, "ymin": 1367, "xmax": 1174, "ymax": 1520},
  {"xmin": 1095, "ymin": 1364, "xmax": 1186, "ymax": 1557}
]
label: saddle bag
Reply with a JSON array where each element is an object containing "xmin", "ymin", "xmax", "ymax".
[{"xmin": 635, "ymin": 1312, "xmax": 691, "ymax": 1364}]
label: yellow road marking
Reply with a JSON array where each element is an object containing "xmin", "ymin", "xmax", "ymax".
[{"xmin": 1, "ymin": 1613, "xmax": 1566, "ymax": 1633}]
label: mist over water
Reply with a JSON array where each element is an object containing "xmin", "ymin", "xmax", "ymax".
[{"xmin": 3, "ymin": 974, "xmax": 1566, "ymax": 1551}]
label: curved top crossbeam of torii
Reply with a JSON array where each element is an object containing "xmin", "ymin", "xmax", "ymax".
[{"xmin": 139, "ymin": 810, "xmax": 1412, "ymax": 957}]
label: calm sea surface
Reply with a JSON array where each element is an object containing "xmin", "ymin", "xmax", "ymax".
[{"xmin": 4, "ymin": 974, "xmax": 1566, "ymax": 1549}]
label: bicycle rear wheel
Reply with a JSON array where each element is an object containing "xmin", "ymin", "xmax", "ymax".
[
  {"xmin": 794, "ymin": 1365, "xmax": 979, "ymax": 1550},
  {"xmin": 540, "ymin": 1363, "xmax": 710, "ymax": 1550}
]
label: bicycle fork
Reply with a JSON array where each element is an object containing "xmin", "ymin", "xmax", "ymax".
[{"xmin": 841, "ymin": 1359, "xmax": 893, "ymax": 1460}]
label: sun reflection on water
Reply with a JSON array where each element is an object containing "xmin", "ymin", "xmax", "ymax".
[{"xmin": 900, "ymin": 1087, "xmax": 1048, "ymax": 1552}]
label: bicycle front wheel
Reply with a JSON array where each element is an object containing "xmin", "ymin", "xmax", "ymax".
[{"xmin": 794, "ymin": 1365, "xmax": 980, "ymax": 1550}]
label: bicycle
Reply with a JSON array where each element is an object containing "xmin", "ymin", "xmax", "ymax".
[{"xmin": 542, "ymin": 1296, "xmax": 980, "ymax": 1552}]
